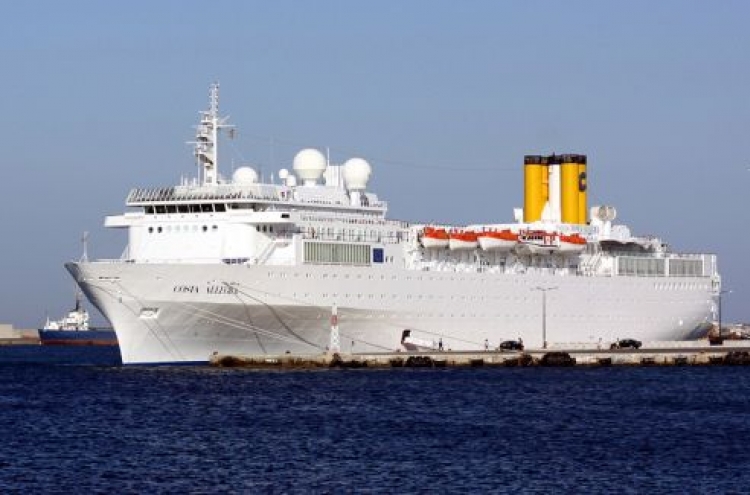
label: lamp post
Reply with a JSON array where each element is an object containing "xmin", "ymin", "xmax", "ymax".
[
  {"xmin": 533, "ymin": 286, "xmax": 557, "ymax": 349},
  {"xmin": 718, "ymin": 289, "xmax": 732, "ymax": 341}
]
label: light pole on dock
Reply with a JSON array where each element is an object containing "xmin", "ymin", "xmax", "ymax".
[
  {"xmin": 718, "ymin": 289, "xmax": 731, "ymax": 340},
  {"xmin": 533, "ymin": 286, "xmax": 557, "ymax": 349},
  {"xmin": 329, "ymin": 303, "xmax": 340, "ymax": 353}
]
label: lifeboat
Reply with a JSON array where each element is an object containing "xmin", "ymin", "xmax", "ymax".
[
  {"xmin": 559, "ymin": 233, "xmax": 587, "ymax": 253},
  {"xmin": 517, "ymin": 230, "xmax": 559, "ymax": 255},
  {"xmin": 449, "ymin": 230, "xmax": 478, "ymax": 250},
  {"xmin": 477, "ymin": 229, "xmax": 519, "ymax": 251},
  {"xmin": 421, "ymin": 227, "xmax": 449, "ymax": 249}
]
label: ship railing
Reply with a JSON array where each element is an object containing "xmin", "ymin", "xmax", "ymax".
[
  {"xmin": 605, "ymin": 250, "xmax": 711, "ymax": 259},
  {"xmin": 127, "ymin": 186, "xmax": 282, "ymax": 204},
  {"xmin": 126, "ymin": 186, "xmax": 390, "ymax": 209},
  {"xmin": 301, "ymin": 230, "xmax": 409, "ymax": 245},
  {"xmin": 89, "ymin": 257, "xmax": 233, "ymax": 264}
]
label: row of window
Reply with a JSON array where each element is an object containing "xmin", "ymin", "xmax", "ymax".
[
  {"xmin": 145, "ymin": 203, "xmax": 227, "ymax": 214},
  {"xmin": 147, "ymin": 225, "xmax": 218, "ymax": 234},
  {"xmin": 304, "ymin": 242, "xmax": 372, "ymax": 265},
  {"xmin": 617, "ymin": 256, "xmax": 705, "ymax": 277},
  {"xmin": 265, "ymin": 270, "xmax": 710, "ymax": 290}
]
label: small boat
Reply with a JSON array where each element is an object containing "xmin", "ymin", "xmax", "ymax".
[
  {"xmin": 420, "ymin": 226, "xmax": 449, "ymax": 249},
  {"xmin": 517, "ymin": 230, "xmax": 559, "ymax": 255},
  {"xmin": 449, "ymin": 230, "xmax": 478, "ymax": 250},
  {"xmin": 400, "ymin": 329, "xmax": 438, "ymax": 352},
  {"xmin": 478, "ymin": 229, "xmax": 519, "ymax": 251},
  {"xmin": 38, "ymin": 292, "xmax": 118, "ymax": 346},
  {"xmin": 559, "ymin": 233, "xmax": 587, "ymax": 253}
]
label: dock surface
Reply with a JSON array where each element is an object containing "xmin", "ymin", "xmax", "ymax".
[{"xmin": 211, "ymin": 342, "xmax": 750, "ymax": 369}]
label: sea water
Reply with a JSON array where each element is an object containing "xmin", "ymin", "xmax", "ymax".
[{"xmin": 1, "ymin": 345, "xmax": 750, "ymax": 493}]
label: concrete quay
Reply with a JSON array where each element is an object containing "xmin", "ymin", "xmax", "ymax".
[{"xmin": 210, "ymin": 343, "xmax": 750, "ymax": 369}]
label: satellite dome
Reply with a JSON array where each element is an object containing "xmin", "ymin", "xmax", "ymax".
[
  {"xmin": 278, "ymin": 168, "xmax": 289, "ymax": 180},
  {"xmin": 343, "ymin": 158, "xmax": 372, "ymax": 190},
  {"xmin": 592, "ymin": 205, "xmax": 617, "ymax": 222},
  {"xmin": 232, "ymin": 166, "xmax": 258, "ymax": 184},
  {"xmin": 293, "ymin": 148, "xmax": 327, "ymax": 186}
]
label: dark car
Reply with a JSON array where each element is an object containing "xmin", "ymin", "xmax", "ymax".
[
  {"xmin": 498, "ymin": 340, "xmax": 524, "ymax": 351},
  {"xmin": 610, "ymin": 338, "xmax": 642, "ymax": 350}
]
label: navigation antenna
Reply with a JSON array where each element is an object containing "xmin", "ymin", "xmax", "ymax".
[{"xmin": 192, "ymin": 82, "xmax": 234, "ymax": 185}]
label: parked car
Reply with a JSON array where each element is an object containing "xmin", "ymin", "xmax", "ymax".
[
  {"xmin": 610, "ymin": 338, "xmax": 642, "ymax": 350},
  {"xmin": 498, "ymin": 340, "xmax": 524, "ymax": 351}
]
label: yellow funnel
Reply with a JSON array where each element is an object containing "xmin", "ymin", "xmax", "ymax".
[{"xmin": 523, "ymin": 155, "xmax": 548, "ymax": 223}]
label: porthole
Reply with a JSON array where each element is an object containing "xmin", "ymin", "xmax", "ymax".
[
  {"xmin": 202, "ymin": 225, "xmax": 208, "ymax": 232},
  {"xmin": 148, "ymin": 227, "xmax": 153, "ymax": 234},
  {"xmin": 157, "ymin": 226, "xmax": 162, "ymax": 233}
]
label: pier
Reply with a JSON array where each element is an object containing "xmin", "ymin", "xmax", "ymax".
[{"xmin": 210, "ymin": 341, "xmax": 750, "ymax": 369}]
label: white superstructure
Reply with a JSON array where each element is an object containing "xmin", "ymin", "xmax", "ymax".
[{"xmin": 67, "ymin": 84, "xmax": 720, "ymax": 364}]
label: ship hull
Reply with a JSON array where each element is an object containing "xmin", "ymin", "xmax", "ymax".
[
  {"xmin": 38, "ymin": 328, "xmax": 118, "ymax": 346},
  {"xmin": 66, "ymin": 261, "xmax": 715, "ymax": 364}
]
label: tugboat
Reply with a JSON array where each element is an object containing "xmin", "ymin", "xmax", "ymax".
[{"xmin": 38, "ymin": 291, "xmax": 117, "ymax": 346}]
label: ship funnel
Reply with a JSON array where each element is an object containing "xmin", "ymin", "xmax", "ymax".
[
  {"xmin": 523, "ymin": 153, "xmax": 588, "ymax": 225},
  {"xmin": 523, "ymin": 155, "xmax": 548, "ymax": 223},
  {"xmin": 560, "ymin": 154, "xmax": 587, "ymax": 224}
]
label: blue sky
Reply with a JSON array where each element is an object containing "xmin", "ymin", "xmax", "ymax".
[{"xmin": 1, "ymin": 1, "xmax": 748, "ymax": 327}]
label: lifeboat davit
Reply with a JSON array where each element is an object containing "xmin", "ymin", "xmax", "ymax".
[
  {"xmin": 421, "ymin": 227, "xmax": 449, "ymax": 249},
  {"xmin": 449, "ymin": 230, "xmax": 478, "ymax": 250},
  {"xmin": 559, "ymin": 233, "xmax": 587, "ymax": 253},
  {"xmin": 517, "ymin": 230, "xmax": 560, "ymax": 255},
  {"xmin": 477, "ymin": 230, "xmax": 519, "ymax": 251}
]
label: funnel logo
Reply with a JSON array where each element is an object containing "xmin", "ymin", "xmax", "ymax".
[{"xmin": 578, "ymin": 172, "xmax": 587, "ymax": 192}]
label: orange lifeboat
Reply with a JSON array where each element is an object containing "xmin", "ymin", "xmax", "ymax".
[
  {"xmin": 517, "ymin": 230, "xmax": 560, "ymax": 255},
  {"xmin": 559, "ymin": 233, "xmax": 587, "ymax": 253},
  {"xmin": 421, "ymin": 227, "xmax": 449, "ymax": 249},
  {"xmin": 449, "ymin": 230, "xmax": 478, "ymax": 251},
  {"xmin": 477, "ymin": 229, "xmax": 519, "ymax": 251}
]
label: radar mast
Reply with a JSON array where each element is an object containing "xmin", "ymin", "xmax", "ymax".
[{"xmin": 193, "ymin": 82, "xmax": 233, "ymax": 185}]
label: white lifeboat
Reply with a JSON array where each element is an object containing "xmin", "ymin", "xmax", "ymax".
[
  {"xmin": 559, "ymin": 233, "xmax": 587, "ymax": 253},
  {"xmin": 449, "ymin": 230, "xmax": 478, "ymax": 250},
  {"xmin": 517, "ymin": 230, "xmax": 560, "ymax": 255},
  {"xmin": 421, "ymin": 227, "xmax": 449, "ymax": 249},
  {"xmin": 477, "ymin": 229, "xmax": 519, "ymax": 251}
]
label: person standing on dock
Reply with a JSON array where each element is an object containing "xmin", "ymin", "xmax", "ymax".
[
  {"xmin": 484, "ymin": 338, "xmax": 489, "ymax": 351},
  {"xmin": 438, "ymin": 338, "xmax": 443, "ymax": 351}
]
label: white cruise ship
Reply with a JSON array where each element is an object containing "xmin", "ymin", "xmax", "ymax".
[{"xmin": 67, "ymin": 84, "xmax": 719, "ymax": 364}]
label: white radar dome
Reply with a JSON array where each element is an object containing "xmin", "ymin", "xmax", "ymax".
[
  {"xmin": 591, "ymin": 205, "xmax": 617, "ymax": 222},
  {"xmin": 278, "ymin": 168, "xmax": 289, "ymax": 180},
  {"xmin": 343, "ymin": 157, "xmax": 372, "ymax": 190},
  {"xmin": 293, "ymin": 148, "xmax": 327, "ymax": 186},
  {"xmin": 232, "ymin": 166, "xmax": 259, "ymax": 184}
]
